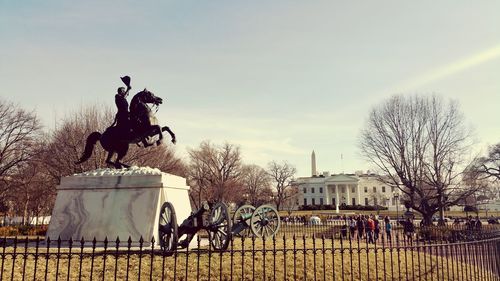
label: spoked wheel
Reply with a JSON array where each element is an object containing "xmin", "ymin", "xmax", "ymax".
[
  {"xmin": 250, "ymin": 205, "xmax": 281, "ymax": 238},
  {"xmin": 158, "ymin": 202, "xmax": 178, "ymax": 256},
  {"xmin": 232, "ymin": 205, "xmax": 256, "ymax": 238},
  {"xmin": 208, "ymin": 202, "xmax": 232, "ymax": 251}
]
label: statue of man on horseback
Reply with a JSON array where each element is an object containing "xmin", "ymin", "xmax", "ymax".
[{"xmin": 76, "ymin": 76, "xmax": 176, "ymax": 168}]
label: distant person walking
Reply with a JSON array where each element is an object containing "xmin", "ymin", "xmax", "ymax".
[
  {"xmin": 475, "ymin": 216, "xmax": 482, "ymax": 231},
  {"xmin": 356, "ymin": 216, "xmax": 364, "ymax": 240},
  {"xmin": 349, "ymin": 217, "xmax": 356, "ymax": 238},
  {"xmin": 403, "ymin": 218, "xmax": 415, "ymax": 243},
  {"xmin": 367, "ymin": 216, "xmax": 375, "ymax": 244},
  {"xmin": 385, "ymin": 216, "xmax": 392, "ymax": 243},
  {"xmin": 373, "ymin": 216, "xmax": 380, "ymax": 242}
]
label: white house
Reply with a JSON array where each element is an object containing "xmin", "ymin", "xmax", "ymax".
[{"xmin": 292, "ymin": 151, "xmax": 402, "ymax": 213}]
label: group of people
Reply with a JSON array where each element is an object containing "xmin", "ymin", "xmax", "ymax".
[
  {"xmin": 345, "ymin": 215, "xmax": 384, "ymax": 243},
  {"xmin": 464, "ymin": 215, "xmax": 483, "ymax": 230},
  {"xmin": 280, "ymin": 213, "xmax": 418, "ymax": 243},
  {"xmin": 342, "ymin": 215, "xmax": 415, "ymax": 244},
  {"xmin": 280, "ymin": 215, "xmax": 308, "ymax": 225}
]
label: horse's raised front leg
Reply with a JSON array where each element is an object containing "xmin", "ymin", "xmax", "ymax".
[
  {"xmin": 142, "ymin": 137, "xmax": 153, "ymax": 147},
  {"xmin": 162, "ymin": 126, "xmax": 176, "ymax": 144}
]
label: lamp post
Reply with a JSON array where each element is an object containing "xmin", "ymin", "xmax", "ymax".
[{"xmin": 393, "ymin": 192, "xmax": 400, "ymax": 221}]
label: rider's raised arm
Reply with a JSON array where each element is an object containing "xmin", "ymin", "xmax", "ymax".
[{"xmin": 120, "ymin": 75, "xmax": 132, "ymax": 95}]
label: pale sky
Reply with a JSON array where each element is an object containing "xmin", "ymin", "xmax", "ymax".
[{"xmin": 1, "ymin": 1, "xmax": 499, "ymax": 177}]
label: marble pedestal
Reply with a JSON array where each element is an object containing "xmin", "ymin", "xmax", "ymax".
[{"xmin": 46, "ymin": 167, "xmax": 192, "ymax": 246}]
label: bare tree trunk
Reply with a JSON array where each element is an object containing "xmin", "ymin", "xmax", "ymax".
[{"xmin": 23, "ymin": 197, "xmax": 29, "ymax": 226}]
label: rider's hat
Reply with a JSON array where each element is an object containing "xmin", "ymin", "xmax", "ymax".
[{"xmin": 120, "ymin": 76, "xmax": 131, "ymax": 88}]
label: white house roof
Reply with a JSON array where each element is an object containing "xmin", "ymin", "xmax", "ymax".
[
  {"xmin": 325, "ymin": 174, "xmax": 359, "ymax": 183},
  {"xmin": 293, "ymin": 174, "xmax": 359, "ymax": 185}
]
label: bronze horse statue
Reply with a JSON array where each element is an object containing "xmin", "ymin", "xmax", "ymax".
[{"xmin": 75, "ymin": 89, "xmax": 176, "ymax": 168}]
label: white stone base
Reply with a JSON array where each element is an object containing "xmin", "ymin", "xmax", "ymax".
[{"xmin": 46, "ymin": 167, "xmax": 192, "ymax": 247}]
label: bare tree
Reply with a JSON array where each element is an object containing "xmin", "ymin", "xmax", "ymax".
[
  {"xmin": 462, "ymin": 165, "xmax": 500, "ymax": 210},
  {"xmin": 9, "ymin": 150, "xmax": 56, "ymax": 225},
  {"xmin": 43, "ymin": 105, "xmax": 112, "ymax": 182},
  {"xmin": 0, "ymin": 99, "xmax": 42, "ymax": 202},
  {"xmin": 470, "ymin": 143, "xmax": 500, "ymax": 182},
  {"xmin": 187, "ymin": 141, "xmax": 244, "ymax": 207},
  {"xmin": 359, "ymin": 95, "xmax": 476, "ymax": 225},
  {"xmin": 267, "ymin": 161, "xmax": 296, "ymax": 211},
  {"xmin": 123, "ymin": 145, "xmax": 187, "ymax": 177},
  {"xmin": 367, "ymin": 190, "xmax": 389, "ymax": 215},
  {"xmin": 281, "ymin": 185, "xmax": 299, "ymax": 215},
  {"xmin": 240, "ymin": 164, "xmax": 273, "ymax": 206}
]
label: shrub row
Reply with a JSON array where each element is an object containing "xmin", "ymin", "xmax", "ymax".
[
  {"xmin": 299, "ymin": 204, "xmax": 388, "ymax": 211},
  {"xmin": 0, "ymin": 225, "xmax": 48, "ymax": 236}
]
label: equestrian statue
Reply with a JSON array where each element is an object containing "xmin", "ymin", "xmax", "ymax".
[{"xmin": 75, "ymin": 76, "xmax": 176, "ymax": 168}]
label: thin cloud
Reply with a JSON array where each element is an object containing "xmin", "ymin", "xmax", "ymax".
[{"xmin": 393, "ymin": 44, "xmax": 500, "ymax": 92}]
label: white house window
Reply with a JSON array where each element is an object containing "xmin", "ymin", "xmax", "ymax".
[
  {"xmin": 364, "ymin": 186, "xmax": 368, "ymax": 193},
  {"xmin": 303, "ymin": 188, "xmax": 306, "ymax": 194},
  {"xmin": 351, "ymin": 186, "xmax": 355, "ymax": 193},
  {"xmin": 304, "ymin": 198, "xmax": 307, "ymax": 205},
  {"xmin": 312, "ymin": 198, "xmax": 316, "ymax": 205},
  {"xmin": 373, "ymin": 187, "xmax": 376, "ymax": 193},
  {"xmin": 320, "ymin": 198, "xmax": 324, "ymax": 205},
  {"xmin": 311, "ymin": 187, "xmax": 315, "ymax": 193},
  {"xmin": 382, "ymin": 186, "xmax": 386, "ymax": 192},
  {"xmin": 319, "ymin": 187, "xmax": 323, "ymax": 193},
  {"xmin": 352, "ymin": 198, "xmax": 356, "ymax": 205},
  {"xmin": 365, "ymin": 198, "xmax": 369, "ymax": 205}
]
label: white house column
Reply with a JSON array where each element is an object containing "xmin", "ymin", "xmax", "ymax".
[
  {"xmin": 324, "ymin": 184, "xmax": 330, "ymax": 205},
  {"xmin": 346, "ymin": 184, "xmax": 350, "ymax": 206},
  {"xmin": 357, "ymin": 183, "xmax": 361, "ymax": 206},
  {"xmin": 335, "ymin": 184, "xmax": 340, "ymax": 213}
]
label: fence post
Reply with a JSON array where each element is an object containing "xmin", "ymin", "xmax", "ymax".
[{"xmin": 497, "ymin": 239, "xmax": 500, "ymax": 277}]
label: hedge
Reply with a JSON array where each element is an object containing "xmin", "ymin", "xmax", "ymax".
[{"xmin": 299, "ymin": 204, "xmax": 388, "ymax": 211}]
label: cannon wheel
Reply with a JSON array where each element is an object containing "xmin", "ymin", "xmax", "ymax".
[
  {"xmin": 250, "ymin": 205, "xmax": 281, "ymax": 238},
  {"xmin": 208, "ymin": 202, "xmax": 232, "ymax": 251},
  {"xmin": 233, "ymin": 205, "xmax": 256, "ymax": 238},
  {"xmin": 158, "ymin": 202, "xmax": 178, "ymax": 255}
]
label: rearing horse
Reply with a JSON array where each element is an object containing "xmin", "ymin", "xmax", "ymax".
[{"xmin": 75, "ymin": 89, "xmax": 176, "ymax": 168}]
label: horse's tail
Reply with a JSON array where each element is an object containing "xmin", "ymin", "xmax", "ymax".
[{"xmin": 75, "ymin": 132, "xmax": 102, "ymax": 164}]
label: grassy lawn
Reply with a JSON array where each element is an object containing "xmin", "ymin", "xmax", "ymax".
[{"xmin": 0, "ymin": 237, "xmax": 494, "ymax": 280}]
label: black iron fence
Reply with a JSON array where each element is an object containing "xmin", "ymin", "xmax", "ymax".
[
  {"xmin": 278, "ymin": 222, "xmax": 500, "ymax": 242},
  {"xmin": 1, "ymin": 227, "xmax": 499, "ymax": 280}
]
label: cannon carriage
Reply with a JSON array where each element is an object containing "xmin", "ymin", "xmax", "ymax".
[
  {"xmin": 232, "ymin": 204, "xmax": 281, "ymax": 238},
  {"xmin": 158, "ymin": 202, "xmax": 281, "ymax": 255}
]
